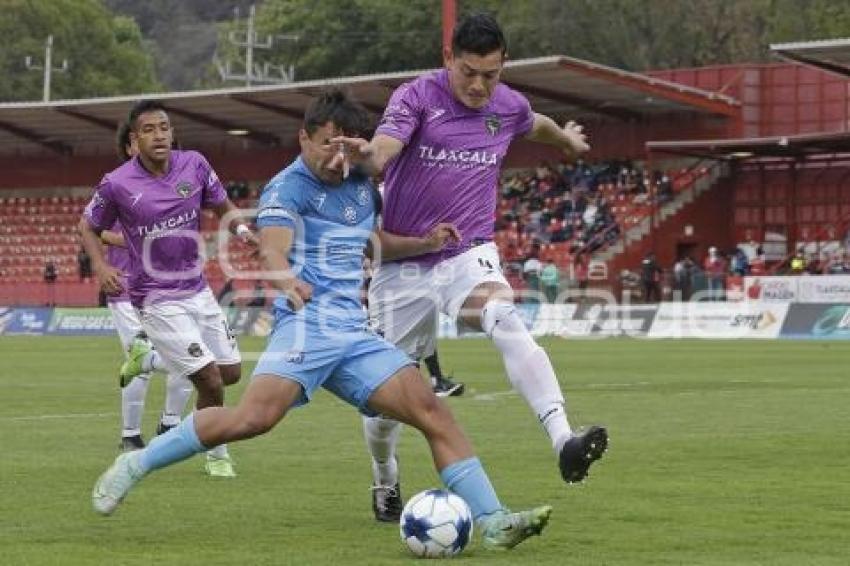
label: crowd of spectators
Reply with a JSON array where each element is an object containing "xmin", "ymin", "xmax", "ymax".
[
  {"xmin": 633, "ymin": 240, "xmax": 850, "ymax": 303},
  {"xmin": 493, "ymin": 159, "xmax": 671, "ymax": 302}
]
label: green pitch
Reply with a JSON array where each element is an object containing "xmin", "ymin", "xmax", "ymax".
[{"xmin": 0, "ymin": 336, "xmax": 847, "ymax": 565}]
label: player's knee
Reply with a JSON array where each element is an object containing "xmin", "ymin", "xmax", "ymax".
[
  {"xmin": 237, "ymin": 408, "xmax": 278, "ymax": 438},
  {"xmin": 480, "ymin": 300, "xmax": 518, "ymax": 336}
]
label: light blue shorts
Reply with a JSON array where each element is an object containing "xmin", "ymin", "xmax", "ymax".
[{"xmin": 252, "ymin": 316, "xmax": 414, "ymax": 416}]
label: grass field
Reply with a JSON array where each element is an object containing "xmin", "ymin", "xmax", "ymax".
[{"xmin": 0, "ymin": 336, "xmax": 848, "ymax": 565}]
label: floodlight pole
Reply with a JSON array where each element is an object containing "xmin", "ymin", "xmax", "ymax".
[
  {"xmin": 25, "ymin": 35, "xmax": 68, "ymax": 102},
  {"xmin": 442, "ymin": 0, "xmax": 456, "ymax": 57}
]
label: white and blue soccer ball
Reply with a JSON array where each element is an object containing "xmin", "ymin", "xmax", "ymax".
[{"xmin": 399, "ymin": 489, "xmax": 473, "ymax": 558}]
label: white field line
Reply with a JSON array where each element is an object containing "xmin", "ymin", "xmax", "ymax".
[{"xmin": 0, "ymin": 379, "xmax": 786, "ymax": 420}]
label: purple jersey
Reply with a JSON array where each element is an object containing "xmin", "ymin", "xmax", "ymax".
[
  {"xmin": 105, "ymin": 220, "xmax": 131, "ymax": 304},
  {"xmin": 376, "ymin": 69, "xmax": 534, "ymax": 265},
  {"xmin": 84, "ymin": 150, "xmax": 227, "ymax": 307}
]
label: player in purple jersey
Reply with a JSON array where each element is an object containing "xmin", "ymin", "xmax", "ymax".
[
  {"xmin": 105, "ymin": 122, "xmax": 192, "ymax": 452},
  {"xmin": 334, "ymin": 13, "xmax": 608, "ymax": 520},
  {"xmin": 79, "ymin": 100, "xmax": 257, "ymax": 477}
]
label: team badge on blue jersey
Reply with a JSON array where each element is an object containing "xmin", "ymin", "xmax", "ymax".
[{"xmin": 343, "ymin": 206, "xmax": 358, "ymax": 224}]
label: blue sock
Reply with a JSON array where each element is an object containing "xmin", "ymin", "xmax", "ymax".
[
  {"xmin": 439, "ymin": 457, "xmax": 502, "ymax": 522},
  {"xmin": 138, "ymin": 413, "xmax": 206, "ymax": 474}
]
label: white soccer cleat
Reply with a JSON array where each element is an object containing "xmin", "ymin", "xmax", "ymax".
[
  {"xmin": 92, "ymin": 451, "xmax": 143, "ymax": 516},
  {"xmin": 204, "ymin": 453, "xmax": 237, "ymax": 478}
]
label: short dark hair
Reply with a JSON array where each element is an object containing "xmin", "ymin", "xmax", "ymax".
[
  {"xmin": 116, "ymin": 122, "xmax": 132, "ymax": 162},
  {"xmin": 303, "ymin": 89, "xmax": 369, "ymax": 137},
  {"xmin": 127, "ymin": 99, "xmax": 168, "ymax": 131},
  {"xmin": 452, "ymin": 13, "xmax": 507, "ymax": 57}
]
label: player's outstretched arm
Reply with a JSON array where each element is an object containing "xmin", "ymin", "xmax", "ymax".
[
  {"xmin": 374, "ymin": 223, "xmax": 461, "ymax": 263},
  {"xmin": 257, "ymin": 225, "xmax": 312, "ymax": 310},
  {"xmin": 331, "ymin": 134, "xmax": 404, "ymax": 177},
  {"xmin": 525, "ymin": 114, "xmax": 590, "ymax": 160},
  {"xmin": 78, "ymin": 218, "xmax": 123, "ymax": 295}
]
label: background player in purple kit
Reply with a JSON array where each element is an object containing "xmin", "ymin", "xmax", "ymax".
[
  {"xmin": 335, "ymin": 13, "xmax": 608, "ymax": 520},
  {"xmin": 79, "ymin": 100, "xmax": 257, "ymax": 477},
  {"xmin": 105, "ymin": 122, "xmax": 192, "ymax": 452}
]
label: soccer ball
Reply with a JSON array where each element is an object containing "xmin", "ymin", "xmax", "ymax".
[{"xmin": 399, "ymin": 489, "xmax": 473, "ymax": 558}]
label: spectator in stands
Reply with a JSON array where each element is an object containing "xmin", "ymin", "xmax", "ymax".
[
  {"xmin": 806, "ymin": 253, "xmax": 823, "ymax": 275},
  {"xmin": 573, "ymin": 252, "xmax": 589, "ymax": 302},
  {"xmin": 522, "ymin": 254, "xmax": 543, "ymax": 304},
  {"xmin": 825, "ymin": 250, "xmax": 850, "ymax": 274},
  {"xmin": 657, "ymin": 173, "xmax": 673, "ymax": 203},
  {"xmin": 790, "ymin": 246, "xmax": 807, "ymax": 274},
  {"xmin": 704, "ymin": 246, "xmax": 727, "ymax": 301},
  {"xmin": 540, "ymin": 260, "xmax": 560, "ymax": 303},
  {"xmin": 77, "ymin": 246, "xmax": 93, "ymax": 281},
  {"xmin": 43, "ymin": 258, "xmax": 57, "ymax": 306},
  {"xmin": 640, "ymin": 252, "xmax": 662, "ymax": 303},
  {"xmin": 749, "ymin": 246, "xmax": 767, "ymax": 275},
  {"xmin": 43, "ymin": 258, "xmax": 57, "ymax": 284},
  {"xmin": 673, "ymin": 257, "xmax": 694, "ymax": 301},
  {"xmin": 730, "ymin": 248, "xmax": 749, "ymax": 276}
]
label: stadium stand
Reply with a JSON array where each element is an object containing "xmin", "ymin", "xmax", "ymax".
[{"xmin": 0, "ymin": 159, "xmax": 722, "ymax": 306}]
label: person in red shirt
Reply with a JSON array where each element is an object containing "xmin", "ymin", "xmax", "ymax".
[
  {"xmin": 704, "ymin": 246, "xmax": 727, "ymax": 301},
  {"xmin": 573, "ymin": 252, "xmax": 589, "ymax": 302},
  {"xmin": 749, "ymin": 246, "xmax": 766, "ymax": 276}
]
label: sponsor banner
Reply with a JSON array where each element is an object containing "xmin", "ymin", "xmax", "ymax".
[
  {"xmin": 530, "ymin": 304, "xmax": 577, "ymax": 337},
  {"xmin": 575, "ymin": 304, "xmax": 658, "ymax": 337},
  {"xmin": 781, "ymin": 303, "xmax": 850, "ymax": 339},
  {"xmin": 648, "ymin": 302, "xmax": 788, "ymax": 339},
  {"xmin": 0, "ymin": 307, "xmax": 53, "ymax": 335},
  {"xmin": 743, "ymin": 276, "xmax": 799, "ymax": 302},
  {"xmin": 48, "ymin": 308, "xmax": 115, "ymax": 335},
  {"xmin": 797, "ymin": 276, "xmax": 850, "ymax": 303}
]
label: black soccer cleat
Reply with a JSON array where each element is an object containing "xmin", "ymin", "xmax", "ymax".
[
  {"xmin": 371, "ymin": 482, "xmax": 403, "ymax": 523},
  {"xmin": 119, "ymin": 434, "xmax": 145, "ymax": 452},
  {"xmin": 432, "ymin": 375, "xmax": 465, "ymax": 397},
  {"xmin": 559, "ymin": 425, "xmax": 608, "ymax": 484}
]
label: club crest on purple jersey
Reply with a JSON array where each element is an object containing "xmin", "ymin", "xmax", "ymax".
[
  {"xmin": 485, "ymin": 114, "xmax": 501, "ymax": 136},
  {"xmin": 175, "ymin": 181, "xmax": 193, "ymax": 198}
]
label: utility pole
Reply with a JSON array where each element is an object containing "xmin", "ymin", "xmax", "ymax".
[
  {"xmin": 216, "ymin": 4, "xmax": 297, "ymax": 85},
  {"xmin": 25, "ymin": 35, "xmax": 69, "ymax": 102}
]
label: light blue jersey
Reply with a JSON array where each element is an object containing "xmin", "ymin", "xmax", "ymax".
[
  {"xmin": 253, "ymin": 157, "xmax": 411, "ymax": 414},
  {"xmin": 257, "ymin": 156, "xmax": 377, "ymax": 326}
]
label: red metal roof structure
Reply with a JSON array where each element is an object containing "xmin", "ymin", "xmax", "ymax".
[{"xmin": 0, "ymin": 55, "xmax": 739, "ymax": 158}]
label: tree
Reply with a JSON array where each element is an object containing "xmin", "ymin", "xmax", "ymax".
[
  {"xmin": 105, "ymin": 0, "xmax": 256, "ymax": 91},
  {"xmin": 0, "ymin": 0, "xmax": 160, "ymax": 102},
  {"xmin": 211, "ymin": 0, "xmax": 443, "ymax": 84}
]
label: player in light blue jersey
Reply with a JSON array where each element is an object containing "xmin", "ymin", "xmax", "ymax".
[{"xmin": 91, "ymin": 90, "xmax": 552, "ymax": 551}]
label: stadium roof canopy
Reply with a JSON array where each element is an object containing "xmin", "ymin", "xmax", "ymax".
[
  {"xmin": 646, "ymin": 131, "xmax": 850, "ymax": 161},
  {"xmin": 771, "ymin": 38, "xmax": 850, "ymax": 79},
  {"xmin": 0, "ymin": 55, "xmax": 740, "ymax": 157}
]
